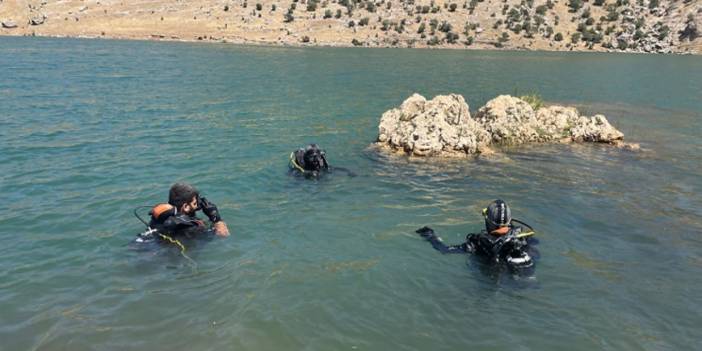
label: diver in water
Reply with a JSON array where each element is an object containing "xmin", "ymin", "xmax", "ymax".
[
  {"xmin": 134, "ymin": 183, "xmax": 230, "ymax": 244},
  {"xmin": 416, "ymin": 200, "xmax": 538, "ymax": 273},
  {"xmin": 289, "ymin": 144, "xmax": 355, "ymax": 178}
]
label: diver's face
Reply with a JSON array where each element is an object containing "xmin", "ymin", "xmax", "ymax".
[{"xmin": 180, "ymin": 196, "xmax": 198, "ymax": 216}]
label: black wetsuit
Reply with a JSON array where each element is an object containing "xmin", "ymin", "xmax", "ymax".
[
  {"xmin": 290, "ymin": 145, "xmax": 329, "ymax": 176},
  {"xmin": 417, "ymin": 226, "xmax": 538, "ymax": 270},
  {"xmin": 289, "ymin": 145, "xmax": 356, "ymax": 178},
  {"xmin": 149, "ymin": 213, "xmax": 209, "ymax": 240}
]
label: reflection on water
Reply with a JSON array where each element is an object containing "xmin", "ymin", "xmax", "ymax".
[{"xmin": 0, "ymin": 36, "xmax": 701, "ymax": 350}]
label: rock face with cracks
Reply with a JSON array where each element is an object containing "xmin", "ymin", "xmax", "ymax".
[
  {"xmin": 377, "ymin": 93, "xmax": 490, "ymax": 156},
  {"xmin": 376, "ymin": 93, "xmax": 627, "ymax": 156}
]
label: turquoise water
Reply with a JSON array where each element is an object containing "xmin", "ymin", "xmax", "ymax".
[{"xmin": 1, "ymin": 36, "xmax": 701, "ymax": 350}]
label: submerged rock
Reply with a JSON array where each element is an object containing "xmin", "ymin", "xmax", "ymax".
[{"xmin": 376, "ymin": 93, "xmax": 628, "ymax": 157}]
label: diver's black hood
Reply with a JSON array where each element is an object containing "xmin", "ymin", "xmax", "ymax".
[{"xmin": 295, "ymin": 144, "xmax": 329, "ymax": 172}]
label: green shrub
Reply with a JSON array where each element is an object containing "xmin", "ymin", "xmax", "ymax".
[
  {"xmin": 617, "ymin": 39, "xmax": 628, "ymax": 50},
  {"xmin": 520, "ymin": 94, "xmax": 544, "ymax": 110},
  {"xmin": 606, "ymin": 7, "xmax": 619, "ymax": 21},
  {"xmin": 381, "ymin": 19, "xmax": 392, "ymax": 31},
  {"xmin": 446, "ymin": 31, "xmax": 459, "ymax": 43},
  {"xmin": 359, "ymin": 17, "xmax": 369, "ymax": 26},
  {"xmin": 499, "ymin": 31, "xmax": 510, "ymax": 42},
  {"xmin": 657, "ymin": 25, "xmax": 669, "ymax": 40},
  {"xmin": 439, "ymin": 21, "xmax": 452, "ymax": 33},
  {"xmin": 571, "ymin": 32, "xmax": 581, "ymax": 43},
  {"xmin": 635, "ymin": 17, "xmax": 645, "ymax": 29},
  {"xmin": 554, "ymin": 32, "xmax": 563, "ymax": 41},
  {"xmin": 581, "ymin": 8, "xmax": 591, "ymax": 19},
  {"xmin": 417, "ymin": 22, "xmax": 426, "ymax": 33},
  {"xmin": 449, "ymin": 3, "xmax": 458, "ymax": 12},
  {"xmin": 568, "ymin": 0, "xmax": 583, "ymax": 12},
  {"xmin": 427, "ymin": 35, "xmax": 440, "ymax": 45},
  {"xmin": 429, "ymin": 18, "xmax": 439, "ymax": 31},
  {"xmin": 633, "ymin": 29, "xmax": 644, "ymax": 40},
  {"xmin": 256, "ymin": 3, "xmax": 262, "ymax": 11},
  {"xmin": 351, "ymin": 38, "xmax": 363, "ymax": 46}
]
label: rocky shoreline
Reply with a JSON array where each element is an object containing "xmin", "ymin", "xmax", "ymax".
[
  {"xmin": 1, "ymin": 0, "xmax": 699, "ymax": 54},
  {"xmin": 376, "ymin": 93, "xmax": 639, "ymax": 157}
]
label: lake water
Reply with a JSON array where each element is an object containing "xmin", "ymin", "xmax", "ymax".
[{"xmin": 1, "ymin": 37, "xmax": 701, "ymax": 350}]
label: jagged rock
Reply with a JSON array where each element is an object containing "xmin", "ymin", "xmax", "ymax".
[
  {"xmin": 376, "ymin": 94, "xmax": 628, "ymax": 157},
  {"xmin": 535, "ymin": 105, "xmax": 581, "ymax": 142},
  {"xmin": 474, "ymin": 95, "xmax": 540, "ymax": 144},
  {"xmin": 570, "ymin": 114, "xmax": 624, "ymax": 143},
  {"xmin": 377, "ymin": 93, "xmax": 490, "ymax": 156},
  {"xmin": 477, "ymin": 96, "xmax": 623, "ymax": 144},
  {"xmin": 29, "ymin": 14, "xmax": 46, "ymax": 26},
  {"xmin": 2, "ymin": 20, "xmax": 18, "ymax": 29}
]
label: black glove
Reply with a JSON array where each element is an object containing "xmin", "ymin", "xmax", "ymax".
[
  {"xmin": 198, "ymin": 196, "xmax": 222, "ymax": 223},
  {"xmin": 416, "ymin": 226, "xmax": 436, "ymax": 239}
]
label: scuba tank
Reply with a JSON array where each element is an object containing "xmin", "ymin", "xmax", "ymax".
[{"xmin": 133, "ymin": 204, "xmax": 175, "ymax": 243}]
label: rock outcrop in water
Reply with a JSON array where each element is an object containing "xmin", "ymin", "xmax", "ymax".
[
  {"xmin": 377, "ymin": 94, "xmax": 490, "ymax": 156},
  {"xmin": 376, "ymin": 93, "xmax": 631, "ymax": 157}
]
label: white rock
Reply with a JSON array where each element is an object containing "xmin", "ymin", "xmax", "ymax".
[{"xmin": 375, "ymin": 93, "xmax": 627, "ymax": 156}]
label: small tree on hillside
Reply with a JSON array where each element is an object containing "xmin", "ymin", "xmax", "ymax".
[{"xmin": 568, "ymin": 0, "xmax": 583, "ymax": 12}]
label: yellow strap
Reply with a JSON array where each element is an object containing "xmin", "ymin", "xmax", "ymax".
[
  {"xmin": 516, "ymin": 231, "xmax": 535, "ymax": 238},
  {"xmin": 158, "ymin": 233, "xmax": 186, "ymax": 252},
  {"xmin": 158, "ymin": 233, "xmax": 197, "ymax": 268},
  {"xmin": 289, "ymin": 152, "xmax": 306, "ymax": 173}
]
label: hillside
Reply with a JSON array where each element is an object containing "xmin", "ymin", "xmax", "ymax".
[{"xmin": 1, "ymin": 0, "xmax": 700, "ymax": 53}]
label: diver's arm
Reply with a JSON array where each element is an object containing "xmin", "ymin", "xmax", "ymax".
[
  {"xmin": 431, "ymin": 238, "xmax": 468, "ymax": 254},
  {"xmin": 416, "ymin": 227, "xmax": 468, "ymax": 254},
  {"xmin": 329, "ymin": 166, "xmax": 357, "ymax": 177},
  {"xmin": 212, "ymin": 221, "xmax": 230, "ymax": 237},
  {"xmin": 199, "ymin": 197, "xmax": 229, "ymax": 237}
]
